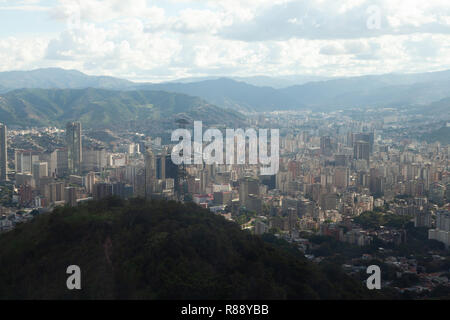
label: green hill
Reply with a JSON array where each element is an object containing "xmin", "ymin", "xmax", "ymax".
[
  {"xmin": 422, "ymin": 126, "xmax": 450, "ymax": 145},
  {"xmin": 0, "ymin": 88, "xmax": 244, "ymax": 128},
  {"xmin": 0, "ymin": 198, "xmax": 378, "ymax": 300}
]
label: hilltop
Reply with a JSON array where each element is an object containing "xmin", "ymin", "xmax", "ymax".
[
  {"xmin": 0, "ymin": 88, "xmax": 244, "ymax": 129},
  {"xmin": 0, "ymin": 198, "xmax": 379, "ymax": 299}
]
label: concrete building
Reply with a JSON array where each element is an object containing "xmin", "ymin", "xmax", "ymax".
[
  {"xmin": 0, "ymin": 124, "xmax": 7, "ymax": 181},
  {"xmin": 354, "ymin": 140, "xmax": 370, "ymax": 164},
  {"xmin": 429, "ymin": 211, "xmax": 450, "ymax": 248},
  {"xmin": 145, "ymin": 147, "xmax": 157, "ymax": 197},
  {"xmin": 66, "ymin": 122, "xmax": 82, "ymax": 175}
]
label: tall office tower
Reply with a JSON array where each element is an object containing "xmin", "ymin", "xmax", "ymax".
[
  {"xmin": 39, "ymin": 151, "xmax": 57, "ymax": 177},
  {"xmin": 145, "ymin": 147, "xmax": 157, "ymax": 197},
  {"xmin": 32, "ymin": 161, "xmax": 48, "ymax": 187},
  {"xmin": 85, "ymin": 171, "xmax": 96, "ymax": 194},
  {"xmin": 320, "ymin": 136, "xmax": 332, "ymax": 156},
  {"xmin": 436, "ymin": 211, "xmax": 450, "ymax": 232},
  {"xmin": 369, "ymin": 168, "xmax": 384, "ymax": 195},
  {"xmin": 239, "ymin": 177, "xmax": 259, "ymax": 207},
  {"xmin": 156, "ymin": 147, "xmax": 167, "ymax": 180},
  {"xmin": 66, "ymin": 122, "xmax": 82, "ymax": 175},
  {"xmin": 165, "ymin": 150, "xmax": 179, "ymax": 180},
  {"xmin": 429, "ymin": 210, "xmax": 450, "ymax": 248},
  {"xmin": 93, "ymin": 183, "xmax": 113, "ymax": 200},
  {"xmin": 334, "ymin": 154, "xmax": 348, "ymax": 167},
  {"xmin": 334, "ymin": 167, "xmax": 349, "ymax": 189},
  {"xmin": 353, "ymin": 132, "xmax": 374, "ymax": 153},
  {"xmin": 0, "ymin": 123, "xmax": 7, "ymax": 181},
  {"xmin": 19, "ymin": 184, "xmax": 33, "ymax": 206},
  {"xmin": 357, "ymin": 171, "xmax": 369, "ymax": 188},
  {"xmin": 353, "ymin": 141, "xmax": 370, "ymax": 164},
  {"xmin": 48, "ymin": 182, "xmax": 65, "ymax": 204},
  {"xmin": 65, "ymin": 187, "xmax": 78, "ymax": 207},
  {"xmin": 15, "ymin": 150, "xmax": 34, "ymax": 173}
]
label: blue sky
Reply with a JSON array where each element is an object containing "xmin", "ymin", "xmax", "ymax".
[{"xmin": 1, "ymin": 0, "xmax": 450, "ymax": 82}]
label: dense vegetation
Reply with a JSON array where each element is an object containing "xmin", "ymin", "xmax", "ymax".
[
  {"xmin": 0, "ymin": 198, "xmax": 378, "ymax": 300},
  {"xmin": 353, "ymin": 211, "xmax": 412, "ymax": 230},
  {"xmin": 423, "ymin": 126, "xmax": 450, "ymax": 145},
  {"xmin": 0, "ymin": 88, "xmax": 244, "ymax": 128}
]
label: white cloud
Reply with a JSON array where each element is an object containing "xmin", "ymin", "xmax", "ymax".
[{"xmin": 0, "ymin": 0, "xmax": 449, "ymax": 80}]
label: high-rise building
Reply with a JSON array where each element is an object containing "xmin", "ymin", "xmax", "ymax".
[
  {"xmin": 84, "ymin": 172, "xmax": 96, "ymax": 194},
  {"xmin": 82, "ymin": 148, "xmax": 106, "ymax": 172},
  {"xmin": 320, "ymin": 136, "xmax": 332, "ymax": 156},
  {"xmin": 156, "ymin": 148, "xmax": 167, "ymax": 180},
  {"xmin": 65, "ymin": 187, "xmax": 78, "ymax": 207},
  {"xmin": 165, "ymin": 152, "xmax": 179, "ymax": 180},
  {"xmin": 334, "ymin": 167, "xmax": 349, "ymax": 189},
  {"xmin": 429, "ymin": 210, "xmax": 450, "ymax": 248},
  {"xmin": 66, "ymin": 122, "xmax": 82, "ymax": 175},
  {"xmin": 239, "ymin": 177, "xmax": 259, "ymax": 207},
  {"xmin": 352, "ymin": 132, "xmax": 374, "ymax": 153},
  {"xmin": 353, "ymin": 141, "xmax": 370, "ymax": 164},
  {"xmin": 47, "ymin": 182, "xmax": 65, "ymax": 204},
  {"xmin": 16, "ymin": 173, "xmax": 34, "ymax": 188},
  {"xmin": 15, "ymin": 150, "xmax": 35, "ymax": 174},
  {"xmin": 32, "ymin": 161, "xmax": 48, "ymax": 186},
  {"xmin": 112, "ymin": 182, "xmax": 133, "ymax": 199},
  {"xmin": 56, "ymin": 148, "xmax": 69, "ymax": 177},
  {"xmin": 414, "ymin": 211, "xmax": 432, "ymax": 228},
  {"xmin": 0, "ymin": 123, "xmax": 7, "ymax": 181},
  {"xmin": 19, "ymin": 184, "xmax": 33, "ymax": 206},
  {"xmin": 429, "ymin": 182, "xmax": 445, "ymax": 205},
  {"xmin": 145, "ymin": 147, "xmax": 157, "ymax": 197},
  {"xmin": 93, "ymin": 183, "xmax": 112, "ymax": 201},
  {"xmin": 334, "ymin": 154, "xmax": 349, "ymax": 167}
]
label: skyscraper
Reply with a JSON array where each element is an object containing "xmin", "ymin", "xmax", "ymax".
[
  {"xmin": 32, "ymin": 161, "xmax": 48, "ymax": 187},
  {"xmin": 352, "ymin": 132, "xmax": 374, "ymax": 153},
  {"xmin": 66, "ymin": 122, "xmax": 82, "ymax": 175},
  {"xmin": 156, "ymin": 147, "xmax": 167, "ymax": 180},
  {"xmin": 0, "ymin": 123, "xmax": 7, "ymax": 181},
  {"xmin": 145, "ymin": 147, "xmax": 157, "ymax": 197},
  {"xmin": 353, "ymin": 141, "xmax": 370, "ymax": 164},
  {"xmin": 320, "ymin": 136, "xmax": 332, "ymax": 156},
  {"xmin": 239, "ymin": 177, "xmax": 259, "ymax": 207},
  {"xmin": 334, "ymin": 167, "xmax": 349, "ymax": 189}
]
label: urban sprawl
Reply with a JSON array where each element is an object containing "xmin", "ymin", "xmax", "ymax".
[{"xmin": 0, "ymin": 107, "xmax": 449, "ymax": 296}]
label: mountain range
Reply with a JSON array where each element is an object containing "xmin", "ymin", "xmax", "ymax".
[
  {"xmin": 1, "ymin": 68, "xmax": 450, "ymax": 113},
  {"xmin": 0, "ymin": 88, "xmax": 244, "ymax": 129},
  {"xmin": 166, "ymin": 74, "xmax": 332, "ymax": 88},
  {"xmin": 0, "ymin": 68, "xmax": 133, "ymax": 92}
]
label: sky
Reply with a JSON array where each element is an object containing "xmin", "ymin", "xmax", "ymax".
[{"xmin": 0, "ymin": 0, "xmax": 450, "ymax": 82}]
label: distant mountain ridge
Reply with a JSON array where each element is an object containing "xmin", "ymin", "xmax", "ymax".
[
  {"xmin": 0, "ymin": 68, "xmax": 133, "ymax": 93},
  {"xmin": 167, "ymin": 75, "xmax": 332, "ymax": 88},
  {"xmin": 135, "ymin": 78, "xmax": 299, "ymax": 112},
  {"xmin": 1, "ymin": 68, "xmax": 450, "ymax": 112}
]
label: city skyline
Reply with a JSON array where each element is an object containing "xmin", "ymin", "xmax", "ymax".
[{"xmin": 0, "ymin": 0, "xmax": 449, "ymax": 304}]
